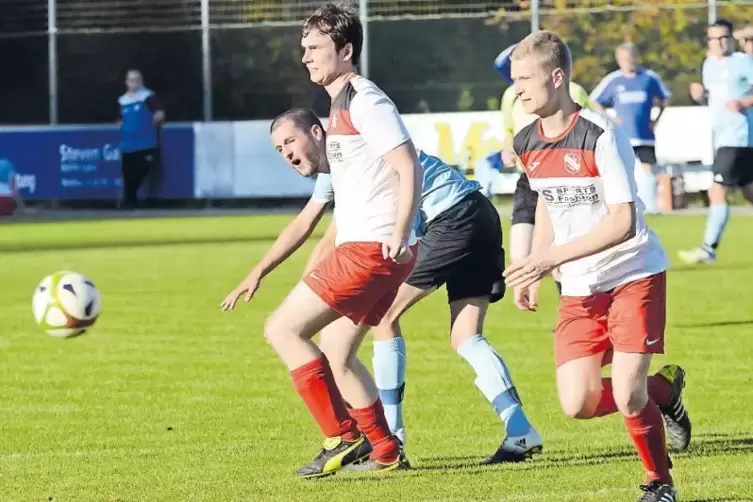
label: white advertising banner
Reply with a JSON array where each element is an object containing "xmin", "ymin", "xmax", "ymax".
[
  {"xmin": 194, "ymin": 107, "xmax": 715, "ymax": 198},
  {"xmin": 231, "ymin": 120, "xmax": 318, "ymax": 198}
]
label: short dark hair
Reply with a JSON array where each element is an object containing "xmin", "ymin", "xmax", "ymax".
[
  {"xmin": 270, "ymin": 108, "xmax": 324, "ymax": 135},
  {"xmin": 710, "ymin": 19, "xmax": 733, "ymax": 33},
  {"xmin": 302, "ymin": 3, "xmax": 363, "ymax": 66}
]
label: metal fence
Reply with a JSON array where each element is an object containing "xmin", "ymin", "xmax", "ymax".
[{"xmin": 0, "ymin": 0, "xmax": 751, "ymax": 124}]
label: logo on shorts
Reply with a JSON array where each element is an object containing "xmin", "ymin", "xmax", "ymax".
[
  {"xmin": 563, "ymin": 153, "xmax": 581, "ymax": 174},
  {"xmin": 646, "ymin": 338, "xmax": 661, "ymax": 346},
  {"xmin": 714, "ymin": 173, "xmax": 724, "ymax": 183}
]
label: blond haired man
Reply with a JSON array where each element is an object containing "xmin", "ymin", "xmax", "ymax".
[{"xmin": 504, "ymin": 30, "xmax": 690, "ymax": 502}]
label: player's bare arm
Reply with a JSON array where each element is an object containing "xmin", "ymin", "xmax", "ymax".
[
  {"xmin": 507, "ymin": 199, "xmax": 552, "ymax": 310},
  {"xmin": 221, "ymin": 197, "xmax": 327, "ymax": 310},
  {"xmin": 689, "ymin": 82, "xmax": 708, "ymax": 104},
  {"xmin": 506, "ymin": 201, "xmax": 636, "ymax": 291},
  {"xmin": 303, "ymin": 218, "xmax": 336, "ymax": 275},
  {"xmin": 384, "ymin": 140, "xmax": 422, "ymax": 262}
]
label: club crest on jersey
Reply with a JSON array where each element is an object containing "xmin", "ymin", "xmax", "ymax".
[{"xmin": 563, "ymin": 152, "xmax": 581, "ymax": 174}]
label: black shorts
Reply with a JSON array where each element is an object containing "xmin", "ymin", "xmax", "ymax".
[
  {"xmin": 511, "ymin": 172, "xmax": 538, "ymax": 226},
  {"xmin": 406, "ymin": 191, "xmax": 505, "ymax": 304},
  {"xmin": 712, "ymin": 147, "xmax": 753, "ymax": 188},
  {"xmin": 633, "ymin": 145, "xmax": 656, "ymax": 165}
]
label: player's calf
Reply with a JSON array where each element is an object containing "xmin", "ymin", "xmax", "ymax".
[{"xmin": 450, "ymin": 299, "xmax": 543, "ymax": 464}]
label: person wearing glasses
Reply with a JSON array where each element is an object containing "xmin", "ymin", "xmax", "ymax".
[{"xmin": 680, "ymin": 20, "xmax": 753, "ymax": 264}]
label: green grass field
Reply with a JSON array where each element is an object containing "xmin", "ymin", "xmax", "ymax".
[{"xmin": 1, "ymin": 212, "xmax": 752, "ymax": 502}]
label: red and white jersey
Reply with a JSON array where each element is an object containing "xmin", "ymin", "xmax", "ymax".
[
  {"xmin": 513, "ymin": 107, "xmax": 668, "ymax": 296},
  {"xmin": 326, "ymin": 76, "xmax": 415, "ymax": 246}
]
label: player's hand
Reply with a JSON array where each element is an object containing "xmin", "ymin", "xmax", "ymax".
[
  {"xmin": 689, "ymin": 83, "xmax": 705, "ymax": 102},
  {"xmin": 501, "ymin": 149, "xmax": 518, "ymax": 168},
  {"xmin": 726, "ymin": 100, "xmax": 743, "ymax": 113},
  {"xmin": 503, "ymin": 251, "xmax": 556, "ymax": 290},
  {"xmin": 220, "ymin": 272, "xmax": 261, "ymax": 311},
  {"xmin": 513, "ymin": 282, "xmax": 540, "ymax": 312},
  {"xmin": 383, "ymin": 236, "xmax": 413, "ymax": 264}
]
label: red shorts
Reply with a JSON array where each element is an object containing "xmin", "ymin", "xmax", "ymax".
[
  {"xmin": 303, "ymin": 242, "xmax": 418, "ymax": 326},
  {"xmin": 554, "ymin": 272, "xmax": 666, "ymax": 368}
]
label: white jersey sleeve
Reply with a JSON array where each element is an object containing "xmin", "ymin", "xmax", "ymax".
[
  {"xmin": 594, "ymin": 127, "xmax": 637, "ymax": 205},
  {"xmin": 349, "ymin": 90, "xmax": 411, "ymax": 158},
  {"xmin": 311, "ymin": 173, "xmax": 335, "ymax": 204}
]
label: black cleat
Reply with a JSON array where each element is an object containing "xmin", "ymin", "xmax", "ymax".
[
  {"xmin": 296, "ymin": 435, "xmax": 371, "ymax": 479},
  {"xmin": 637, "ymin": 481, "xmax": 677, "ymax": 502},
  {"xmin": 343, "ymin": 448, "xmax": 411, "ymax": 473},
  {"xmin": 656, "ymin": 364, "xmax": 692, "ymax": 451},
  {"xmin": 480, "ymin": 427, "xmax": 543, "ymax": 465}
]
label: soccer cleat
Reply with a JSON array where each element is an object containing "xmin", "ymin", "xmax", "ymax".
[
  {"xmin": 343, "ymin": 447, "xmax": 412, "ymax": 473},
  {"xmin": 296, "ymin": 434, "xmax": 372, "ymax": 479},
  {"xmin": 480, "ymin": 426, "xmax": 543, "ymax": 464},
  {"xmin": 656, "ymin": 364, "xmax": 692, "ymax": 451},
  {"xmin": 678, "ymin": 247, "xmax": 715, "ymax": 264},
  {"xmin": 636, "ymin": 481, "xmax": 677, "ymax": 502}
]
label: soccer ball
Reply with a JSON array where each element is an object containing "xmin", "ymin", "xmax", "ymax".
[{"xmin": 32, "ymin": 271, "xmax": 102, "ymax": 338}]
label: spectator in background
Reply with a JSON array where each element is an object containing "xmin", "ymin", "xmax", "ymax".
[
  {"xmin": 117, "ymin": 69, "xmax": 165, "ymax": 210},
  {"xmin": 734, "ymin": 25, "xmax": 753, "ymax": 56},
  {"xmin": 0, "ymin": 158, "xmax": 30, "ymax": 216},
  {"xmin": 590, "ymin": 43, "xmax": 671, "ymax": 215}
]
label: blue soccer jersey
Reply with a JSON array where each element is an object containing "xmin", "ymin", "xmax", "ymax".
[
  {"xmin": 310, "ymin": 150, "xmax": 480, "ymax": 236},
  {"xmin": 119, "ymin": 88, "xmax": 162, "ymax": 153},
  {"xmin": 590, "ymin": 68, "xmax": 671, "ymax": 146},
  {"xmin": 702, "ymin": 52, "xmax": 753, "ymax": 148}
]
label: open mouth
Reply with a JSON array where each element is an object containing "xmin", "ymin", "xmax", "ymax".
[{"xmin": 291, "ymin": 158, "xmax": 302, "ymax": 167}]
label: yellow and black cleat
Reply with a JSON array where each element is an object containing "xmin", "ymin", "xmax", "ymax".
[
  {"xmin": 343, "ymin": 448, "xmax": 412, "ymax": 473},
  {"xmin": 296, "ymin": 435, "xmax": 372, "ymax": 479}
]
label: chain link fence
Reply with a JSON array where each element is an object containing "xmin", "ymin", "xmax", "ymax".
[{"xmin": 0, "ymin": 0, "xmax": 751, "ymax": 124}]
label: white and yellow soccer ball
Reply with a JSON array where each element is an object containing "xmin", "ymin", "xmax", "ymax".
[{"xmin": 32, "ymin": 271, "xmax": 102, "ymax": 338}]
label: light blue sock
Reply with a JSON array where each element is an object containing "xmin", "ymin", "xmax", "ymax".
[
  {"xmin": 373, "ymin": 337, "xmax": 406, "ymax": 444},
  {"xmin": 636, "ymin": 168, "xmax": 657, "ymax": 214},
  {"xmin": 457, "ymin": 334, "xmax": 531, "ymax": 437},
  {"xmin": 702, "ymin": 203, "xmax": 730, "ymax": 253}
]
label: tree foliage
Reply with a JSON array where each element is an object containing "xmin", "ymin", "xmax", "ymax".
[{"xmin": 492, "ymin": 0, "xmax": 753, "ymax": 104}]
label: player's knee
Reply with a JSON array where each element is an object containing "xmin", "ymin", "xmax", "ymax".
[
  {"xmin": 613, "ymin": 387, "xmax": 648, "ymax": 417},
  {"xmin": 372, "ymin": 314, "xmax": 400, "ymax": 341},
  {"xmin": 450, "ymin": 330, "xmax": 475, "ymax": 351},
  {"xmin": 263, "ymin": 312, "xmax": 289, "ymax": 349},
  {"xmin": 709, "ymin": 183, "xmax": 728, "ymax": 204},
  {"xmin": 558, "ymin": 390, "xmax": 599, "ymax": 419}
]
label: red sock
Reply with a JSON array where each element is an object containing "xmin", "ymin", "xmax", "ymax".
[
  {"xmin": 648, "ymin": 375, "xmax": 672, "ymax": 408},
  {"xmin": 349, "ymin": 400, "xmax": 400, "ymax": 463},
  {"xmin": 291, "ymin": 356, "xmax": 360, "ymax": 440},
  {"xmin": 623, "ymin": 401, "xmax": 672, "ymax": 485},
  {"xmin": 593, "ymin": 378, "xmax": 618, "ymax": 417}
]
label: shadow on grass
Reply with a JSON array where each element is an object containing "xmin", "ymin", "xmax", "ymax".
[
  {"xmin": 670, "ymin": 264, "xmax": 751, "ymax": 274},
  {"xmin": 0, "ymin": 234, "xmax": 283, "ymax": 253},
  {"xmin": 328, "ymin": 433, "xmax": 753, "ymax": 484},
  {"xmin": 673, "ymin": 320, "xmax": 753, "ymax": 329}
]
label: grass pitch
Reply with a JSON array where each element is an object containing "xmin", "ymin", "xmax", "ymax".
[{"xmin": 1, "ymin": 211, "xmax": 752, "ymax": 502}]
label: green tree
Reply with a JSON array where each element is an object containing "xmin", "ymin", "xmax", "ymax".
[{"xmin": 491, "ymin": 0, "xmax": 753, "ymax": 104}]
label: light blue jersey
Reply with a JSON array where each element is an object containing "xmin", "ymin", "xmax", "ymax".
[
  {"xmin": 702, "ymin": 52, "xmax": 753, "ymax": 148},
  {"xmin": 311, "ymin": 150, "xmax": 480, "ymax": 236}
]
